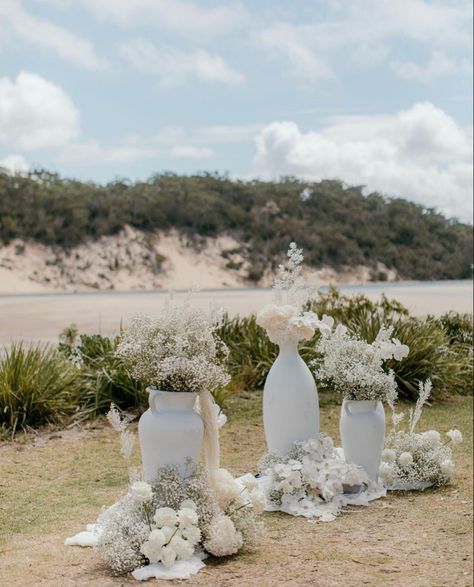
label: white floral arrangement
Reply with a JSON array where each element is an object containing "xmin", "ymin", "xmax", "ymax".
[
  {"xmin": 311, "ymin": 324, "xmax": 409, "ymax": 403},
  {"xmin": 97, "ymin": 467, "xmax": 265, "ymax": 575},
  {"xmin": 379, "ymin": 380, "xmax": 463, "ymax": 490},
  {"xmin": 116, "ymin": 296, "xmax": 230, "ymax": 394},
  {"xmin": 259, "ymin": 434, "xmax": 375, "ymax": 522},
  {"xmin": 94, "ymin": 407, "xmax": 265, "ymax": 576},
  {"xmin": 256, "ymin": 242, "xmax": 333, "ymax": 346}
]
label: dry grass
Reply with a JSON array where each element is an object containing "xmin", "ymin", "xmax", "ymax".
[{"xmin": 0, "ymin": 393, "xmax": 472, "ymax": 587}]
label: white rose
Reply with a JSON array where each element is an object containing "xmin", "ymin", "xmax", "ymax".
[
  {"xmin": 213, "ymin": 468, "xmax": 242, "ymax": 508},
  {"xmin": 446, "ymin": 429, "xmax": 463, "ymax": 444},
  {"xmin": 182, "ymin": 525, "xmax": 201, "ymax": 546},
  {"xmin": 161, "ymin": 545, "xmax": 177, "ymax": 568},
  {"xmin": 130, "ymin": 481, "xmax": 153, "ymax": 502},
  {"xmin": 382, "ymin": 448, "xmax": 397, "ymax": 463},
  {"xmin": 178, "ymin": 507, "xmax": 199, "ymax": 528},
  {"xmin": 240, "ymin": 473, "xmax": 258, "ymax": 492},
  {"xmin": 440, "ymin": 459, "xmax": 455, "ymax": 478},
  {"xmin": 398, "ymin": 452, "xmax": 413, "ymax": 467},
  {"xmin": 153, "ymin": 507, "xmax": 178, "ymax": 528},
  {"xmin": 161, "ymin": 526, "xmax": 175, "ymax": 542},
  {"xmin": 140, "ymin": 529, "xmax": 166, "ymax": 563},
  {"xmin": 169, "ymin": 535, "xmax": 195, "ymax": 561},
  {"xmin": 204, "ymin": 515, "xmax": 243, "ymax": 557},
  {"xmin": 379, "ymin": 462, "xmax": 394, "ymax": 484}
]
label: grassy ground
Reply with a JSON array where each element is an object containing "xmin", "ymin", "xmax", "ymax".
[{"xmin": 0, "ymin": 393, "xmax": 472, "ymax": 587}]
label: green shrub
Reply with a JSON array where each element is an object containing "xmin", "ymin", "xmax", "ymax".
[
  {"xmin": 0, "ymin": 343, "xmax": 81, "ymax": 437},
  {"xmin": 218, "ymin": 289, "xmax": 473, "ymax": 402},
  {"xmin": 431, "ymin": 312, "xmax": 473, "ymax": 346},
  {"xmin": 59, "ymin": 328, "xmax": 146, "ymax": 416},
  {"xmin": 216, "ymin": 313, "xmax": 278, "ymax": 391},
  {"xmin": 309, "ymin": 289, "xmax": 473, "ymax": 401}
]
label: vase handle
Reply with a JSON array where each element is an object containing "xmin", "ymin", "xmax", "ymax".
[
  {"xmin": 148, "ymin": 389, "xmax": 158, "ymax": 414},
  {"xmin": 343, "ymin": 401, "xmax": 352, "ymax": 417}
]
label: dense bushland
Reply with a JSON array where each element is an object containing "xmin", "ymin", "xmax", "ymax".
[
  {"xmin": 1, "ymin": 291, "xmax": 471, "ymax": 437},
  {"xmin": 0, "ymin": 170, "xmax": 472, "ymax": 281}
]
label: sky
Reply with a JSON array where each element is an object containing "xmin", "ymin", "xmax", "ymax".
[{"xmin": 0, "ymin": 0, "xmax": 472, "ymax": 222}]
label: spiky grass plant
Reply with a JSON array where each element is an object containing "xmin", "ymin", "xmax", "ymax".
[{"xmin": 0, "ymin": 343, "xmax": 81, "ymax": 437}]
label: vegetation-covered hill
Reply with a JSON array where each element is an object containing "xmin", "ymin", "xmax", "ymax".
[{"xmin": 0, "ymin": 170, "xmax": 471, "ymax": 281}]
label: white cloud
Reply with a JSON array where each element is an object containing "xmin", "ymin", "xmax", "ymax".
[
  {"xmin": 0, "ymin": 72, "xmax": 80, "ymax": 150},
  {"xmin": 257, "ymin": 0, "xmax": 472, "ymax": 81},
  {"xmin": 169, "ymin": 145, "xmax": 214, "ymax": 159},
  {"xmin": 0, "ymin": 0, "xmax": 109, "ymax": 71},
  {"xmin": 0, "ymin": 154, "xmax": 29, "ymax": 173},
  {"xmin": 119, "ymin": 39, "xmax": 245, "ymax": 86},
  {"xmin": 391, "ymin": 51, "xmax": 457, "ymax": 82},
  {"xmin": 78, "ymin": 0, "xmax": 247, "ymax": 39},
  {"xmin": 253, "ymin": 102, "xmax": 473, "ymax": 221}
]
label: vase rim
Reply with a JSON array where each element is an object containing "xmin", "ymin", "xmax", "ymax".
[
  {"xmin": 146, "ymin": 386, "xmax": 197, "ymax": 397},
  {"xmin": 342, "ymin": 398, "xmax": 382, "ymax": 404}
]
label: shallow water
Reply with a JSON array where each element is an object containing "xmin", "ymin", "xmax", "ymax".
[{"xmin": 0, "ymin": 280, "xmax": 472, "ymax": 345}]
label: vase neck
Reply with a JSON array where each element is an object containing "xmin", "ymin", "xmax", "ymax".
[
  {"xmin": 147, "ymin": 388, "xmax": 197, "ymax": 413},
  {"xmin": 278, "ymin": 341, "xmax": 299, "ymax": 356}
]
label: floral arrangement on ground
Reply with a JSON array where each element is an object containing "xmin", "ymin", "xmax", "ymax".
[
  {"xmin": 66, "ymin": 406, "xmax": 265, "ymax": 581},
  {"xmin": 380, "ymin": 380, "xmax": 463, "ymax": 490},
  {"xmin": 258, "ymin": 433, "xmax": 385, "ymax": 522}
]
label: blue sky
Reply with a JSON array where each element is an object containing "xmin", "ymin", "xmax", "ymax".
[{"xmin": 0, "ymin": 0, "xmax": 472, "ymax": 221}]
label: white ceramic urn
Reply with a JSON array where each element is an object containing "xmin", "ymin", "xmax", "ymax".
[
  {"xmin": 263, "ymin": 341, "xmax": 319, "ymax": 455},
  {"xmin": 138, "ymin": 388, "xmax": 204, "ymax": 482},
  {"xmin": 340, "ymin": 399, "xmax": 385, "ymax": 481}
]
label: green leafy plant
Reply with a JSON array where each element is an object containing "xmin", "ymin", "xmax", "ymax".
[
  {"xmin": 0, "ymin": 343, "xmax": 81, "ymax": 437},
  {"xmin": 59, "ymin": 329, "xmax": 146, "ymax": 416}
]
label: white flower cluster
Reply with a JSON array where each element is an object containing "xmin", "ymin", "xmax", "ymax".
[
  {"xmin": 140, "ymin": 501, "xmax": 201, "ymax": 568},
  {"xmin": 204, "ymin": 468, "xmax": 265, "ymax": 557},
  {"xmin": 257, "ymin": 305, "xmax": 334, "ymax": 346},
  {"xmin": 311, "ymin": 325, "xmax": 409, "ymax": 403},
  {"xmin": 260, "ymin": 434, "xmax": 371, "ymax": 520},
  {"xmin": 96, "ymin": 466, "xmax": 264, "ymax": 575},
  {"xmin": 380, "ymin": 380, "xmax": 463, "ymax": 489},
  {"xmin": 116, "ymin": 297, "xmax": 230, "ymax": 394},
  {"xmin": 257, "ymin": 242, "xmax": 334, "ymax": 346}
]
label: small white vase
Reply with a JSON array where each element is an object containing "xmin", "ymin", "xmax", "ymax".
[
  {"xmin": 138, "ymin": 388, "xmax": 204, "ymax": 482},
  {"xmin": 340, "ymin": 399, "xmax": 385, "ymax": 481},
  {"xmin": 263, "ymin": 341, "xmax": 319, "ymax": 455}
]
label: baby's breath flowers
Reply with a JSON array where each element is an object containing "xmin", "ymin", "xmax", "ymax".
[
  {"xmin": 380, "ymin": 380, "xmax": 463, "ymax": 490},
  {"xmin": 311, "ymin": 325, "xmax": 409, "ymax": 403},
  {"xmin": 95, "ymin": 409, "xmax": 264, "ymax": 575},
  {"xmin": 116, "ymin": 297, "xmax": 230, "ymax": 394},
  {"xmin": 96, "ymin": 465, "xmax": 265, "ymax": 574}
]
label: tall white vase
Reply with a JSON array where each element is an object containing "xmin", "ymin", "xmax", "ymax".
[
  {"xmin": 139, "ymin": 388, "xmax": 204, "ymax": 482},
  {"xmin": 263, "ymin": 342, "xmax": 319, "ymax": 455},
  {"xmin": 340, "ymin": 399, "xmax": 385, "ymax": 481}
]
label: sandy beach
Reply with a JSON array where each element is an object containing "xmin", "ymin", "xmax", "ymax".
[{"xmin": 0, "ymin": 280, "xmax": 471, "ymax": 346}]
